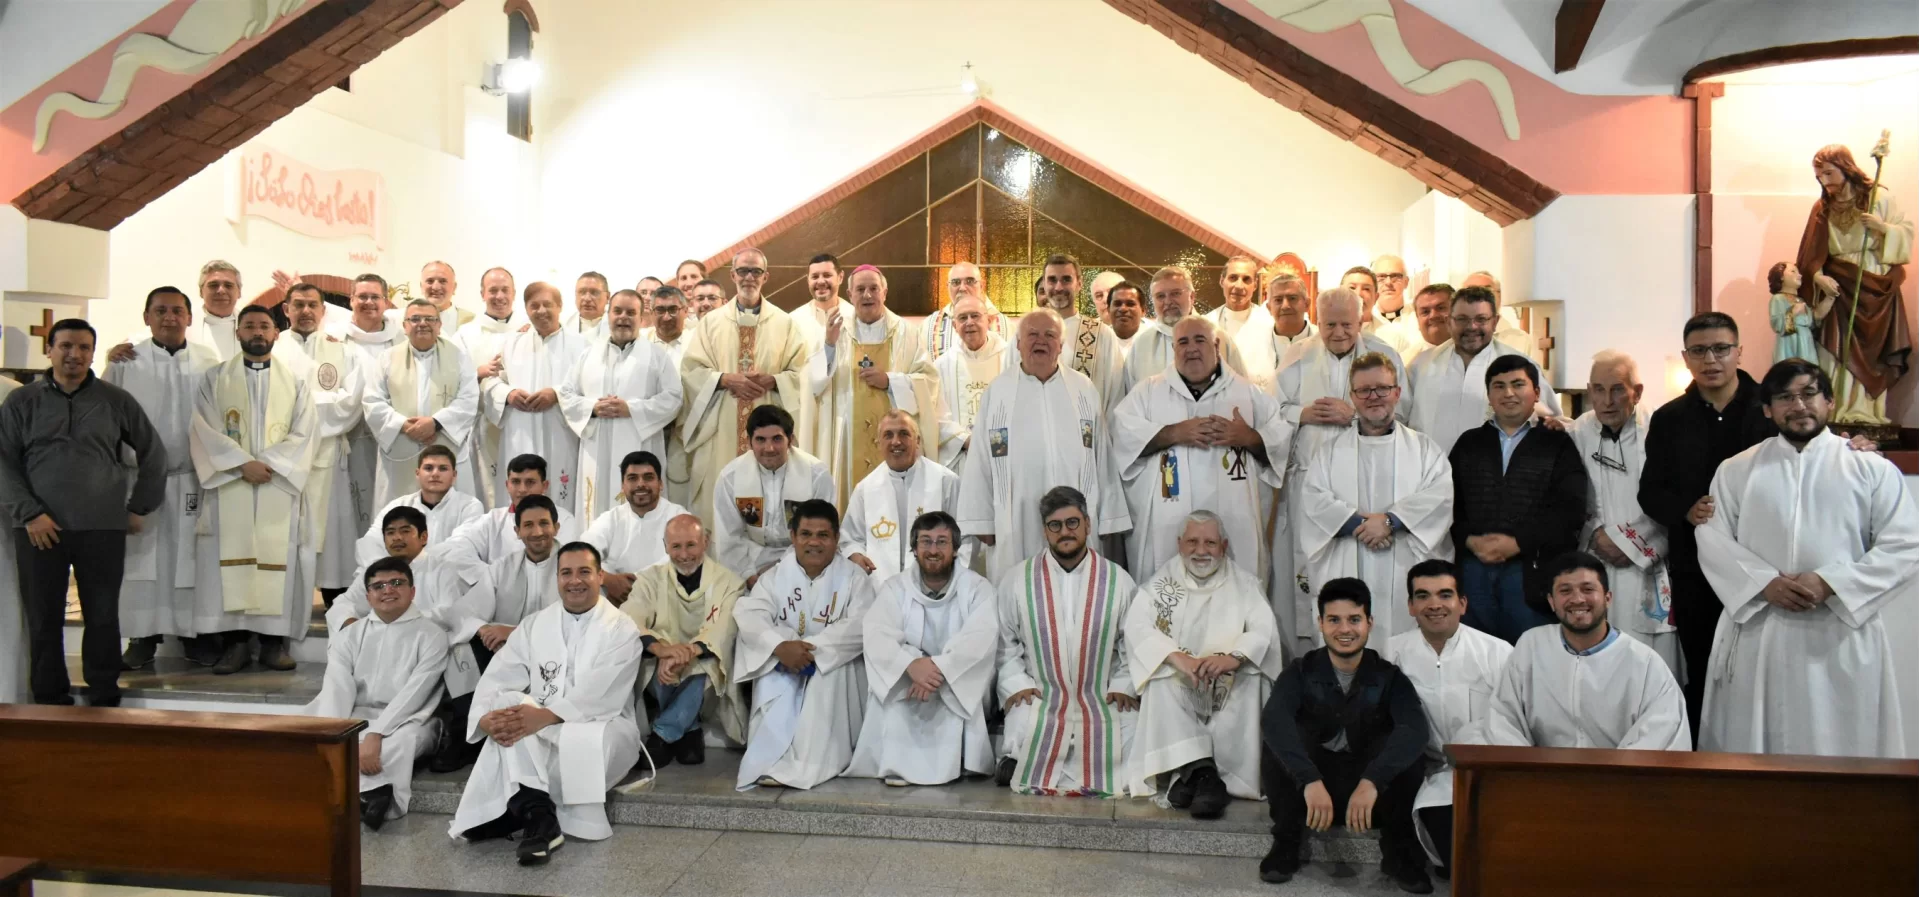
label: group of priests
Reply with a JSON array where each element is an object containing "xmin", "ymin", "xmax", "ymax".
[{"xmin": 0, "ymin": 247, "xmax": 1910, "ymax": 886}]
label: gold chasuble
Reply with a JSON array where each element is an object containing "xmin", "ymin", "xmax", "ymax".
[
  {"xmin": 849, "ymin": 338, "xmax": 892, "ymax": 485},
  {"xmin": 679, "ymin": 300, "xmax": 809, "ymax": 533}
]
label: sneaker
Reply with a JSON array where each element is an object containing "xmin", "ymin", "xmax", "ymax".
[
  {"xmin": 211, "ymin": 640, "xmax": 252, "ymax": 675},
  {"xmin": 994, "ymin": 757, "xmax": 1016, "ymax": 788},
  {"xmin": 461, "ymin": 813, "xmax": 520, "ymax": 843},
  {"xmin": 756, "ymin": 776, "xmax": 785, "ymax": 788},
  {"xmin": 516, "ymin": 808, "xmax": 564, "ymax": 866},
  {"xmin": 884, "ymin": 776, "xmax": 909, "ymax": 787},
  {"xmin": 674, "ymin": 729, "xmax": 706, "ymax": 766},
  {"xmin": 1187, "ymin": 766, "xmax": 1230, "ymax": 820},
  {"xmin": 361, "ymin": 785, "xmax": 395, "ymax": 832},
  {"xmin": 121, "ymin": 637, "xmax": 159, "ymax": 671},
  {"xmin": 644, "ymin": 733, "xmax": 675, "ymax": 769},
  {"xmin": 258, "ymin": 636, "xmax": 296, "ymax": 671},
  {"xmin": 1166, "ymin": 772, "xmax": 1195, "ymax": 809},
  {"xmin": 1259, "ymin": 841, "xmax": 1300, "ymax": 884}
]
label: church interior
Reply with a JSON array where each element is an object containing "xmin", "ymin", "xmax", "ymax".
[{"xmin": 0, "ymin": 0, "xmax": 1916, "ymax": 895}]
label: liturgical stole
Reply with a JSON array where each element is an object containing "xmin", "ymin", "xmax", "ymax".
[{"xmin": 213, "ymin": 359, "xmax": 298, "ymax": 614}]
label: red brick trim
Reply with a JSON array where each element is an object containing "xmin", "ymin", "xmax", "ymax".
[
  {"xmin": 11, "ymin": 0, "xmax": 463, "ymax": 231},
  {"xmin": 704, "ymin": 100, "xmax": 1265, "ymax": 270},
  {"xmin": 1683, "ymin": 36, "xmax": 1917, "ymax": 85},
  {"xmin": 501, "ymin": 0, "xmax": 539, "ymax": 32},
  {"xmin": 1104, "ymin": 0, "xmax": 1558, "ymax": 225}
]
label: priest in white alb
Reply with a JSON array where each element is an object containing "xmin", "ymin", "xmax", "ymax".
[
  {"xmin": 623, "ymin": 514, "xmax": 748, "ymax": 760},
  {"xmin": 1569, "ymin": 351, "xmax": 1680, "ymax": 676},
  {"xmin": 484, "ymin": 283, "xmax": 587, "ymax": 512},
  {"xmin": 561, "ymin": 290, "xmax": 684, "ymax": 522},
  {"xmin": 1268, "ymin": 288, "xmax": 1406, "ymax": 647},
  {"xmin": 676, "ymin": 248, "xmax": 810, "ymax": 533},
  {"xmin": 438, "ymin": 454, "xmax": 581, "ymax": 589},
  {"xmin": 448, "ymin": 542, "xmax": 644, "ymax": 865},
  {"xmin": 787, "ymin": 253, "xmax": 852, "ymax": 361},
  {"xmin": 845, "ymin": 511, "xmax": 999, "ymax": 786},
  {"xmin": 1122, "ymin": 513, "xmax": 1283, "ymax": 816},
  {"xmin": 1035, "ymin": 254, "xmax": 1128, "ymax": 409},
  {"xmin": 1121, "ymin": 267, "xmax": 1249, "ymax": 399},
  {"xmin": 1201, "ymin": 256, "xmax": 1275, "ymax": 345},
  {"xmin": 309, "ymin": 555, "xmax": 450, "ymax": 830},
  {"xmin": 841, "ymin": 411, "xmax": 969, "ymax": 580},
  {"xmin": 1698, "ymin": 359, "xmax": 1914, "ymax": 758},
  {"xmin": 364, "ymin": 298, "xmax": 482, "ymax": 505},
  {"xmin": 455, "ymin": 267, "xmax": 528, "ymax": 507},
  {"xmin": 929, "ymin": 293, "xmax": 1011, "ymax": 470},
  {"xmin": 803, "ymin": 265, "xmax": 941, "ymax": 506},
  {"xmin": 279, "ymin": 284, "xmax": 369, "ymax": 609},
  {"xmin": 107, "ymin": 287, "xmax": 222, "ymax": 668},
  {"xmin": 1296, "ymin": 353, "xmax": 1454, "ymax": 650},
  {"xmin": 958, "ymin": 310, "xmax": 1130, "ymax": 583},
  {"xmin": 732, "ymin": 500, "xmax": 877, "ymax": 790},
  {"xmin": 1236, "ymin": 272, "xmax": 1317, "ymax": 390},
  {"xmin": 580, "ymin": 451, "xmax": 689, "ymax": 607},
  {"xmin": 1405, "ymin": 285, "xmax": 1562, "ymax": 455},
  {"xmin": 1111, "ymin": 317, "xmax": 1289, "ymax": 582},
  {"xmin": 921, "ymin": 261, "xmax": 1011, "ymax": 362},
  {"xmin": 563, "ymin": 271, "xmax": 612, "ymax": 339},
  {"xmin": 712, "ymin": 405, "xmax": 835, "ymax": 585},
  {"xmin": 1476, "ymin": 552, "xmax": 1689, "ymax": 751},
  {"xmin": 190, "ymin": 306, "xmax": 319, "ymax": 674},
  {"xmin": 353, "ymin": 446, "xmax": 484, "ymax": 570}
]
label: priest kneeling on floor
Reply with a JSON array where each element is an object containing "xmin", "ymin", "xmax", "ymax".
[
  {"xmin": 1122, "ymin": 511, "xmax": 1282, "ymax": 818},
  {"xmin": 732, "ymin": 499, "xmax": 877, "ymax": 790},
  {"xmin": 1475, "ymin": 551, "xmax": 1690, "ymax": 751},
  {"xmin": 309, "ymin": 555, "xmax": 449, "ymax": 831},
  {"xmin": 624, "ymin": 513, "xmax": 748, "ymax": 767},
  {"xmin": 450, "ymin": 541, "xmax": 644, "ymax": 866},
  {"xmin": 1260, "ymin": 578, "xmax": 1431, "ymax": 893},
  {"xmin": 845, "ymin": 511, "xmax": 1000, "ymax": 787}
]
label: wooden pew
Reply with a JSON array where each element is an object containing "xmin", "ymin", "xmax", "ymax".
[
  {"xmin": 0, "ymin": 706, "xmax": 364, "ymax": 897},
  {"xmin": 1448, "ymin": 744, "xmax": 1918, "ymax": 896}
]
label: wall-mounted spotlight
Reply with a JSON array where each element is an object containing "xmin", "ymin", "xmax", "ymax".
[{"xmin": 482, "ymin": 59, "xmax": 540, "ymax": 96}]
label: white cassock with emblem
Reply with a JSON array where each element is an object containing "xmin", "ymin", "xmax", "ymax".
[
  {"xmin": 1570, "ymin": 409, "xmax": 1680, "ymax": 677},
  {"xmin": 107, "ymin": 339, "xmax": 220, "ymax": 638},
  {"xmin": 309, "ymin": 602, "xmax": 448, "ymax": 818},
  {"xmin": 189, "ymin": 355, "xmax": 319, "ymax": 640},
  {"xmin": 457, "ymin": 311, "xmax": 530, "ymax": 507},
  {"xmin": 711, "ymin": 451, "xmax": 835, "ymax": 581},
  {"xmin": 447, "ymin": 597, "xmax": 644, "ymax": 841},
  {"xmin": 930, "ymin": 331, "xmax": 1012, "ymax": 471},
  {"xmin": 1295, "ymin": 423, "xmax": 1454, "ymax": 651},
  {"xmin": 1698, "ymin": 430, "xmax": 1915, "ymax": 758},
  {"xmin": 732, "ymin": 552, "xmax": 877, "ymax": 790},
  {"xmin": 559, "ymin": 336, "xmax": 683, "ymax": 523},
  {"xmin": 1386, "ymin": 624, "xmax": 1510, "ymax": 864},
  {"xmin": 1122, "ymin": 557, "xmax": 1284, "ymax": 800},
  {"xmin": 281, "ymin": 330, "xmax": 369, "ymax": 594},
  {"xmin": 844, "ymin": 563, "xmax": 999, "ymax": 785},
  {"xmin": 363, "ymin": 338, "xmax": 482, "ymax": 506},
  {"xmin": 484, "ymin": 327, "xmax": 588, "ymax": 513},
  {"xmin": 957, "ymin": 366, "xmax": 1130, "ymax": 583},
  {"xmin": 580, "ymin": 499, "xmax": 689, "ymax": 579},
  {"xmin": 1110, "ymin": 363, "xmax": 1290, "ymax": 583},
  {"xmin": 840, "ymin": 456, "xmax": 969, "ymax": 580}
]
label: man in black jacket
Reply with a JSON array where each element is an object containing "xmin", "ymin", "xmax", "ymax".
[
  {"xmin": 1261, "ymin": 578, "xmax": 1430, "ymax": 893},
  {"xmin": 1448, "ymin": 354, "xmax": 1588, "ymax": 643}
]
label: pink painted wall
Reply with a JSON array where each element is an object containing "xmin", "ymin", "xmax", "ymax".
[
  {"xmin": 1217, "ymin": 0, "xmax": 1693, "ymax": 196},
  {"xmin": 1709, "ymin": 69, "xmax": 1919, "ymax": 425},
  {"xmin": 0, "ymin": 0, "xmax": 324, "ymax": 204}
]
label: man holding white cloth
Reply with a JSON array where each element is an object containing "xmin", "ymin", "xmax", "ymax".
[
  {"xmin": 364, "ymin": 298, "xmax": 482, "ymax": 505},
  {"xmin": 483, "ymin": 283, "xmax": 588, "ymax": 512}
]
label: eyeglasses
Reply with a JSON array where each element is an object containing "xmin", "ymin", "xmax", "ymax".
[
  {"xmin": 1352, "ymin": 386, "xmax": 1399, "ymax": 399},
  {"xmin": 404, "ymin": 316, "xmax": 437, "ymax": 326},
  {"xmin": 1044, "ymin": 516, "xmax": 1087, "ymax": 533},
  {"xmin": 1769, "ymin": 389, "xmax": 1825, "ymax": 408},
  {"xmin": 1378, "ymin": 273, "xmax": 1409, "ymax": 284},
  {"xmin": 948, "ymin": 276, "xmax": 981, "ymax": 288},
  {"xmin": 734, "ymin": 267, "xmax": 766, "ymax": 278},
  {"xmin": 1683, "ymin": 343, "xmax": 1737, "ymax": 361},
  {"xmin": 915, "ymin": 536, "xmax": 954, "ymax": 550},
  {"xmin": 368, "ymin": 578, "xmax": 411, "ymax": 593},
  {"xmin": 1450, "ymin": 315, "xmax": 1495, "ymax": 328},
  {"xmin": 1590, "ymin": 450, "xmax": 1629, "ymax": 475}
]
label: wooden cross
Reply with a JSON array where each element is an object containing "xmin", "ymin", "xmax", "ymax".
[
  {"xmin": 28, "ymin": 308, "xmax": 53, "ymax": 343},
  {"xmin": 1535, "ymin": 318, "xmax": 1557, "ymax": 372}
]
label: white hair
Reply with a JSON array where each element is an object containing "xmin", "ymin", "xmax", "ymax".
[
  {"xmin": 850, "ymin": 266, "xmax": 888, "ymax": 290},
  {"xmin": 1314, "ymin": 287, "xmax": 1363, "ymax": 318},
  {"xmin": 1591, "ymin": 349, "xmax": 1641, "ymax": 384},
  {"xmin": 199, "ymin": 259, "xmax": 241, "ymax": 290},
  {"xmin": 1177, "ymin": 510, "xmax": 1232, "ymax": 557}
]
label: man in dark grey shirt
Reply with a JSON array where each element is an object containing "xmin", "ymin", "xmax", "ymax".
[{"xmin": 0, "ymin": 319, "xmax": 166, "ymax": 706}]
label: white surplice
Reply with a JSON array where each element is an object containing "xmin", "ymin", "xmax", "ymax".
[
  {"xmin": 922, "ymin": 298, "xmax": 1012, "ymax": 363},
  {"xmin": 931, "ymin": 332, "xmax": 1012, "ymax": 470},
  {"xmin": 308, "ymin": 603, "xmax": 448, "ymax": 816},
  {"xmin": 326, "ymin": 554, "xmax": 480, "ymax": 695},
  {"xmin": 1404, "ymin": 340, "xmax": 1563, "ymax": 455},
  {"xmin": 447, "ymin": 598, "xmax": 644, "ymax": 841},
  {"xmin": 803, "ymin": 311, "xmax": 941, "ymax": 507},
  {"xmin": 1110, "ymin": 363, "xmax": 1290, "ymax": 582},
  {"xmin": 732, "ymin": 552, "xmax": 877, "ymax": 790},
  {"xmin": 562, "ymin": 312, "xmax": 610, "ymax": 341},
  {"xmin": 1570, "ymin": 410, "xmax": 1680, "ymax": 677},
  {"xmin": 1698, "ymin": 430, "xmax": 1915, "ymax": 758},
  {"xmin": 456, "ymin": 311, "xmax": 530, "ymax": 508},
  {"xmin": 1385, "ymin": 624, "xmax": 1511, "ymax": 864},
  {"xmin": 839, "ymin": 456, "xmax": 969, "ymax": 581},
  {"xmin": 1122, "ymin": 558, "xmax": 1284, "ymax": 800},
  {"xmin": 1296, "ymin": 424, "xmax": 1454, "ymax": 651},
  {"xmin": 363, "ymin": 340, "xmax": 482, "ymax": 506},
  {"xmin": 1204, "ymin": 304, "xmax": 1279, "ymax": 386},
  {"xmin": 353, "ymin": 490, "xmax": 486, "ymax": 572},
  {"xmin": 185, "ymin": 310, "xmax": 238, "ymax": 360},
  {"xmin": 957, "ymin": 365, "xmax": 1130, "ymax": 583},
  {"xmin": 1237, "ymin": 321, "xmax": 1317, "ymax": 392},
  {"xmin": 1477, "ymin": 624, "xmax": 1690, "ymax": 751},
  {"xmin": 460, "ymin": 552, "xmax": 562, "ymax": 635},
  {"xmin": 559, "ymin": 336, "xmax": 684, "ymax": 523},
  {"xmin": 1120, "ymin": 321, "xmax": 1249, "ymax": 401},
  {"xmin": 580, "ymin": 499, "xmax": 690, "ymax": 577},
  {"xmin": 106, "ymin": 339, "xmax": 221, "ymax": 637},
  {"xmin": 711, "ymin": 451, "xmax": 835, "ymax": 581},
  {"xmin": 484, "ymin": 327, "xmax": 588, "ymax": 513},
  {"xmin": 844, "ymin": 564, "xmax": 1000, "ymax": 785},
  {"xmin": 438, "ymin": 504, "xmax": 582, "ymax": 588},
  {"xmin": 281, "ymin": 330, "xmax": 369, "ymax": 591}
]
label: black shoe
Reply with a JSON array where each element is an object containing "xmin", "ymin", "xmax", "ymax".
[
  {"xmin": 122, "ymin": 636, "xmax": 159, "ymax": 670},
  {"xmin": 361, "ymin": 785, "xmax": 395, "ymax": 831},
  {"xmin": 1187, "ymin": 765, "xmax": 1229, "ymax": 820},
  {"xmin": 187, "ymin": 635, "xmax": 223, "ymax": 667},
  {"xmin": 516, "ymin": 810, "xmax": 563, "ymax": 866},
  {"xmin": 1259, "ymin": 842, "xmax": 1300, "ymax": 884},
  {"xmin": 1387, "ymin": 866, "xmax": 1434, "ymax": 894},
  {"xmin": 1166, "ymin": 772, "xmax": 1196, "ymax": 809},
  {"xmin": 211, "ymin": 640, "xmax": 252, "ymax": 675},
  {"xmin": 426, "ymin": 707, "xmax": 473, "ymax": 774},
  {"xmin": 1434, "ymin": 863, "xmax": 1451, "ymax": 882},
  {"xmin": 995, "ymin": 757, "xmax": 1016, "ymax": 788},
  {"xmin": 258, "ymin": 636, "xmax": 296, "ymax": 671},
  {"xmin": 461, "ymin": 812, "xmax": 519, "ymax": 843},
  {"xmin": 674, "ymin": 729, "xmax": 706, "ymax": 766},
  {"xmin": 644, "ymin": 733, "xmax": 675, "ymax": 769}
]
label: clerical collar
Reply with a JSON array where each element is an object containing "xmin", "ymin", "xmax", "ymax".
[
  {"xmin": 411, "ymin": 345, "xmax": 436, "ymax": 358},
  {"xmin": 244, "ymin": 358, "xmax": 271, "ymax": 370},
  {"xmin": 488, "ymin": 313, "xmax": 513, "ymax": 324},
  {"xmin": 1600, "ymin": 422, "xmax": 1624, "ymax": 441},
  {"xmin": 610, "ymin": 338, "xmax": 635, "ymax": 352},
  {"xmin": 1379, "ymin": 307, "xmax": 1403, "ymax": 322},
  {"xmin": 154, "ymin": 339, "xmax": 187, "ymax": 356},
  {"xmin": 675, "ymin": 565, "xmax": 703, "ymax": 593},
  {"xmin": 735, "ymin": 299, "xmax": 762, "ymax": 315},
  {"xmin": 919, "ymin": 576, "xmax": 951, "ymax": 600},
  {"xmin": 205, "ymin": 311, "xmax": 233, "ymax": 321},
  {"xmin": 420, "ymin": 495, "xmax": 442, "ymax": 510},
  {"xmin": 888, "ymin": 462, "xmax": 914, "ymax": 477},
  {"xmin": 1181, "ymin": 364, "xmax": 1222, "ymax": 400}
]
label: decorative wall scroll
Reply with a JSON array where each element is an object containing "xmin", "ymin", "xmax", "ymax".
[{"xmin": 225, "ymin": 146, "xmax": 386, "ymax": 248}]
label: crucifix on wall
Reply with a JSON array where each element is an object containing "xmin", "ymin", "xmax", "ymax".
[
  {"xmin": 28, "ymin": 309, "xmax": 54, "ymax": 348},
  {"xmin": 1535, "ymin": 318, "xmax": 1556, "ymax": 372}
]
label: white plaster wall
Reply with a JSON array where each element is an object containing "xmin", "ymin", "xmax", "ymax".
[
  {"xmin": 99, "ymin": 0, "xmax": 539, "ymax": 348},
  {"xmin": 526, "ymin": 0, "xmax": 1429, "ymax": 288},
  {"xmin": 1521, "ymin": 194, "xmax": 1694, "ymax": 402}
]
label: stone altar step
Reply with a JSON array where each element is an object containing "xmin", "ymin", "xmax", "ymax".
[{"xmin": 63, "ymin": 603, "xmax": 332, "ymax": 664}]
